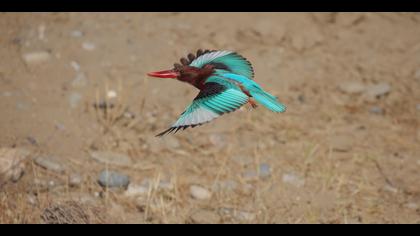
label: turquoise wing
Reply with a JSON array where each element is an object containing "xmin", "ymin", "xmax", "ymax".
[
  {"xmin": 156, "ymin": 79, "xmax": 249, "ymax": 136},
  {"xmin": 249, "ymin": 90, "xmax": 286, "ymax": 113},
  {"xmin": 217, "ymin": 72, "xmax": 286, "ymax": 113},
  {"xmin": 189, "ymin": 50, "xmax": 254, "ymax": 79}
]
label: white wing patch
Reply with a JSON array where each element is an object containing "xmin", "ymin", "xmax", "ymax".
[
  {"xmin": 173, "ymin": 107, "xmax": 219, "ymax": 127},
  {"xmin": 157, "ymin": 87, "xmax": 249, "ymax": 136},
  {"xmin": 190, "ymin": 50, "xmax": 233, "ymax": 68},
  {"xmin": 171, "ymin": 88, "xmax": 248, "ymax": 127}
]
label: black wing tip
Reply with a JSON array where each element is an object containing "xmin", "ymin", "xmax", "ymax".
[
  {"xmin": 155, "ymin": 127, "xmax": 176, "ymax": 137},
  {"xmin": 155, "ymin": 126, "xmax": 188, "ymax": 137},
  {"xmin": 155, "ymin": 123, "xmax": 209, "ymax": 137}
]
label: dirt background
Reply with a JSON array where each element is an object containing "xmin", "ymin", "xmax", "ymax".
[{"xmin": 1, "ymin": 13, "xmax": 420, "ymax": 223}]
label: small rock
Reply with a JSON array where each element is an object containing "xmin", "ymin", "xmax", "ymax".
[
  {"xmin": 0, "ymin": 148, "xmax": 29, "ymax": 183},
  {"xmin": 70, "ymin": 61, "xmax": 81, "ymax": 72},
  {"xmin": 27, "ymin": 194, "xmax": 38, "ymax": 206},
  {"xmin": 405, "ymin": 202, "xmax": 419, "ymax": 210},
  {"xmin": 71, "ymin": 73, "xmax": 87, "ymax": 88},
  {"xmin": 124, "ymin": 184, "xmax": 148, "ymax": 197},
  {"xmin": 90, "ymin": 151, "xmax": 133, "ymax": 167},
  {"xmin": 365, "ymin": 82, "xmax": 391, "ymax": 98},
  {"xmin": 383, "ymin": 184, "xmax": 399, "ymax": 194},
  {"xmin": 98, "ymin": 170, "xmax": 130, "ymax": 189},
  {"xmin": 190, "ymin": 209, "xmax": 221, "ymax": 224},
  {"xmin": 416, "ymin": 104, "xmax": 420, "ymax": 111},
  {"xmin": 82, "ymin": 42, "xmax": 96, "ymax": 51},
  {"xmin": 190, "ymin": 185, "xmax": 212, "ymax": 200},
  {"xmin": 106, "ymin": 90, "xmax": 117, "ymax": 99},
  {"xmin": 338, "ymin": 81, "xmax": 366, "ymax": 94},
  {"xmin": 330, "ymin": 135, "xmax": 352, "ymax": 152},
  {"xmin": 70, "ymin": 30, "xmax": 83, "ymax": 38},
  {"xmin": 68, "ymin": 173, "xmax": 83, "ymax": 187},
  {"xmin": 209, "ymin": 133, "xmax": 226, "ymax": 149},
  {"xmin": 218, "ymin": 207, "xmax": 233, "ymax": 216},
  {"xmin": 369, "ymin": 106, "xmax": 384, "ymax": 115},
  {"xmin": 68, "ymin": 92, "xmax": 82, "ymax": 108},
  {"xmin": 22, "ymin": 51, "xmax": 51, "ymax": 64},
  {"xmin": 34, "ymin": 156, "xmax": 65, "ymax": 173},
  {"xmin": 282, "ymin": 173, "xmax": 305, "ymax": 188},
  {"xmin": 2, "ymin": 92, "xmax": 12, "ymax": 97},
  {"xmin": 405, "ymin": 202, "xmax": 418, "ymax": 210},
  {"xmin": 123, "ymin": 111, "xmax": 136, "ymax": 119},
  {"xmin": 55, "ymin": 122, "xmax": 66, "ymax": 131},
  {"xmin": 259, "ymin": 163, "xmax": 271, "ymax": 178}
]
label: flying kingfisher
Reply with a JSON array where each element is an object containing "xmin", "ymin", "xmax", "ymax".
[{"xmin": 147, "ymin": 49, "xmax": 286, "ymax": 137}]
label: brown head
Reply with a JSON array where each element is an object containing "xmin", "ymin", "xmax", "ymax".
[{"xmin": 147, "ymin": 49, "xmax": 215, "ymax": 89}]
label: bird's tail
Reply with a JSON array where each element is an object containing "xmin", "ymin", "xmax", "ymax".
[{"xmin": 250, "ymin": 89, "xmax": 286, "ymax": 113}]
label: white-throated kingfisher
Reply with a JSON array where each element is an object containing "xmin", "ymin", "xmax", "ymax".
[{"xmin": 147, "ymin": 49, "xmax": 286, "ymax": 137}]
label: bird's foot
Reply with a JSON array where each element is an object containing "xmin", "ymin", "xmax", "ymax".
[{"xmin": 248, "ymin": 98, "xmax": 258, "ymax": 109}]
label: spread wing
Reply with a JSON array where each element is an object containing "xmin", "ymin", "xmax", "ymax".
[
  {"xmin": 175, "ymin": 49, "xmax": 255, "ymax": 80},
  {"xmin": 156, "ymin": 80, "xmax": 249, "ymax": 137}
]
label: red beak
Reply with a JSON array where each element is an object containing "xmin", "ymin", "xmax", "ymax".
[{"xmin": 147, "ymin": 69, "xmax": 179, "ymax": 78}]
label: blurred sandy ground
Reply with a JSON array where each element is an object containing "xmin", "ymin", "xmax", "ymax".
[{"xmin": 0, "ymin": 13, "xmax": 420, "ymax": 223}]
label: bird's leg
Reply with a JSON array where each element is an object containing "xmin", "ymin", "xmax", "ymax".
[
  {"xmin": 248, "ymin": 98, "xmax": 258, "ymax": 109},
  {"xmin": 238, "ymin": 84, "xmax": 257, "ymax": 109}
]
